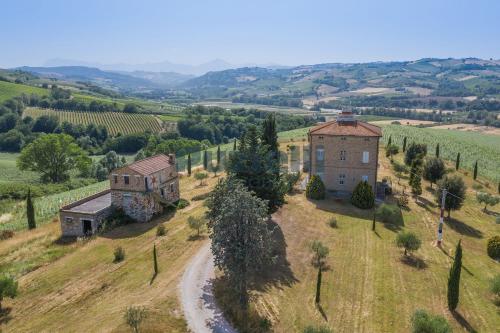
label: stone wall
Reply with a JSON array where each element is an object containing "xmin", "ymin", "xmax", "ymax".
[
  {"xmin": 60, "ymin": 207, "xmax": 111, "ymax": 237},
  {"xmin": 111, "ymin": 191, "xmax": 159, "ymax": 222}
]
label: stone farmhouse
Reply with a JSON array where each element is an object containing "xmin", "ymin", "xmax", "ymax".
[
  {"xmin": 60, "ymin": 154, "xmax": 179, "ymax": 237},
  {"xmin": 308, "ymin": 111, "xmax": 382, "ymax": 194}
]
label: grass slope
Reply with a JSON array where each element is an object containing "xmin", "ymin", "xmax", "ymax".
[
  {"xmin": 247, "ymin": 146, "xmax": 499, "ymax": 332},
  {"xmin": 0, "ymin": 81, "xmax": 48, "ymax": 102},
  {"xmin": 1, "ymin": 175, "xmax": 218, "ymax": 332}
]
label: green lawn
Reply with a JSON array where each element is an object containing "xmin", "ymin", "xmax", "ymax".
[{"xmin": 0, "ymin": 152, "xmax": 38, "ymax": 184}]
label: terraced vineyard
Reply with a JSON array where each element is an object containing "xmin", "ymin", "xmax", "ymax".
[{"xmin": 24, "ymin": 107, "xmax": 163, "ymax": 135}]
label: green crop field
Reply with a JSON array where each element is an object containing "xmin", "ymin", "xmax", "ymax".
[
  {"xmin": 0, "ymin": 81, "xmax": 48, "ymax": 102},
  {"xmin": 24, "ymin": 107, "xmax": 164, "ymax": 135},
  {"xmin": 381, "ymin": 124, "xmax": 500, "ymax": 182}
]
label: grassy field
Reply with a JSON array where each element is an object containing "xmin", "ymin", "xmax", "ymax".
[
  {"xmin": 0, "ymin": 152, "xmax": 38, "ymax": 184},
  {"xmin": 0, "ymin": 81, "xmax": 48, "ymax": 102},
  {"xmin": 244, "ymin": 144, "xmax": 500, "ymax": 332},
  {"xmin": 24, "ymin": 107, "xmax": 164, "ymax": 135},
  {"xmin": 1, "ymin": 174, "xmax": 219, "ymax": 332},
  {"xmin": 381, "ymin": 124, "xmax": 500, "ymax": 182}
]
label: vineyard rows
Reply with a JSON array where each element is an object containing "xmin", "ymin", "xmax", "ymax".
[
  {"xmin": 24, "ymin": 108, "xmax": 164, "ymax": 135},
  {"xmin": 381, "ymin": 124, "xmax": 500, "ymax": 182}
]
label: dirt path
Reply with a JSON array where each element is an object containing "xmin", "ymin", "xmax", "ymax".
[{"xmin": 180, "ymin": 242, "xmax": 237, "ymax": 333}]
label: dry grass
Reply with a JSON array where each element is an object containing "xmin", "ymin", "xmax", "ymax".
[
  {"xmin": 429, "ymin": 123, "xmax": 500, "ymax": 136},
  {"xmin": 0, "ymin": 175, "xmax": 220, "ymax": 332},
  {"xmin": 248, "ymin": 149, "xmax": 500, "ymax": 332}
]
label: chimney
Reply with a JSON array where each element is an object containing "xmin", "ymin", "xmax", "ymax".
[
  {"xmin": 168, "ymin": 154, "xmax": 175, "ymax": 165},
  {"xmin": 337, "ymin": 109, "xmax": 356, "ymax": 124}
]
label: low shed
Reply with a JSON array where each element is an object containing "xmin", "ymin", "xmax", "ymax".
[{"xmin": 59, "ymin": 190, "xmax": 112, "ymax": 237}]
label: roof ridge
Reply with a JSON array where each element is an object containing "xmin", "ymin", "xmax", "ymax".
[
  {"xmin": 357, "ymin": 121, "xmax": 382, "ymax": 135},
  {"xmin": 132, "ymin": 153, "xmax": 169, "ymax": 165},
  {"xmin": 309, "ymin": 120, "xmax": 337, "ymax": 134}
]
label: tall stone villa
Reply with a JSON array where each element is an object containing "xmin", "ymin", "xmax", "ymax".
[
  {"xmin": 308, "ymin": 111, "xmax": 382, "ymax": 194},
  {"xmin": 60, "ymin": 154, "xmax": 179, "ymax": 237}
]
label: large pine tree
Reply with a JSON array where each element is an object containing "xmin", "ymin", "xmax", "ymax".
[
  {"xmin": 26, "ymin": 188, "xmax": 36, "ymax": 230},
  {"xmin": 447, "ymin": 240, "xmax": 462, "ymax": 311},
  {"xmin": 227, "ymin": 126, "xmax": 284, "ymax": 211}
]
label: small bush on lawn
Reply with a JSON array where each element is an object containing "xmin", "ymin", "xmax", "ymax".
[
  {"xmin": 0, "ymin": 230, "xmax": 14, "ymax": 240},
  {"xmin": 303, "ymin": 326, "xmax": 333, "ymax": 333},
  {"xmin": 113, "ymin": 246, "xmax": 125, "ymax": 263},
  {"xmin": 156, "ymin": 224, "xmax": 166, "ymax": 237},
  {"xmin": 328, "ymin": 217, "xmax": 337, "ymax": 228},
  {"xmin": 487, "ymin": 236, "xmax": 500, "ymax": 260},
  {"xmin": 124, "ymin": 306, "xmax": 147, "ymax": 333},
  {"xmin": 306, "ymin": 175, "xmax": 325, "ymax": 200},
  {"xmin": 351, "ymin": 181, "xmax": 374, "ymax": 209},
  {"xmin": 176, "ymin": 198, "xmax": 190, "ymax": 209},
  {"xmin": 396, "ymin": 231, "xmax": 421, "ymax": 256},
  {"xmin": 398, "ymin": 194, "xmax": 409, "ymax": 208},
  {"xmin": 490, "ymin": 274, "xmax": 500, "ymax": 298},
  {"xmin": 376, "ymin": 204, "xmax": 400, "ymax": 224},
  {"xmin": 411, "ymin": 309, "xmax": 451, "ymax": 333}
]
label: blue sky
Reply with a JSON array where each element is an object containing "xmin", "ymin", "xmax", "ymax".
[{"xmin": 1, "ymin": 0, "xmax": 499, "ymax": 67}]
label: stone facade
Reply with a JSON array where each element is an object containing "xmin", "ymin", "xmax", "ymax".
[
  {"xmin": 59, "ymin": 154, "xmax": 180, "ymax": 237},
  {"xmin": 308, "ymin": 113, "xmax": 382, "ymax": 193}
]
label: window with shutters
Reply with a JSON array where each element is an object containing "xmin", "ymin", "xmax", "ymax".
[
  {"xmin": 340, "ymin": 150, "xmax": 346, "ymax": 161},
  {"xmin": 316, "ymin": 147, "xmax": 324, "ymax": 161},
  {"xmin": 338, "ymin": 174, "xmax": 346, "ymax": 185}
]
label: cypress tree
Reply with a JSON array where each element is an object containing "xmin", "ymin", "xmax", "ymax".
[
  {"xmin": 473, "ymin": 161, "xmax": 478, "ymax": 180},
  {"xmin": 402, "ymin": 137, "xmax": 407, "ymax": 152},
  {"xmin": 435, "ymin": 143, "xmax": 440, "ymax": 158},
  {"xmin": 372, "ymin": 213, "xmax": 376, "ymax": 231},
  {"xmin": 261, "ymin": 113, "xmax": 279, "ymax": 158},
  {"xmin": 217, "ymin": 145, "xmax": 221, "ymax": 165},
  {"xmin": 315, "ymin": 266, "xmax": 322, "ymax": 304},
  {"xmin": 388, "ymin": 135, "xmax": 392, "ymax": 146},
  {"xmin": 455, "ymin": 152, "xmax": 460, "ymax": 171},
  {"xmin": 187, "ymin": 153, "xmax": 192, "ymax": 176},
  {"xmin": 447, "ymin": 240, "xmax": 462, "ymax": 311},
  {"xmin": 26, "ymin": 188, "xmax": 36, "ymax": 230},
  {"xmin": 153, "ymin": 244, "xmax": 158, "ymax": 275},
  {"xmin": 233, "ymin": 139, "xmax": 237, "ymax": 151},
  {"xmin": 203, "ymin": 150, "xmax": 208, "ymax": 170}
]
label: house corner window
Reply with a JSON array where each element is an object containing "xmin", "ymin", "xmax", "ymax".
[
  {"xmin": 124, "ymin": 175, "xmax": 130, "ymax": 185},
  {"xmin": 362, "ymin": 151, "xmax": 369, "ymax": 163}
]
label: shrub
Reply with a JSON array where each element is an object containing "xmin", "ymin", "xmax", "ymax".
[
  {"xmin": 194, "ymin": 171, "xmax": 208, "ymax": 185},
  {"xmin": 411, "ymin": 309, "xmax": 452, "ymax": 333},
  {"xmin": 113, "ymin": 246, "xmax": 125, "ymax": 263},
  {"xmin": 303, "ymin": 325, "xmax": 333, "ymax": 333},
  {"xmin": 0, "ymin": 230, "xmax": 14, "ymax": 240},
  {"xmin": 188, "ymin": 216, "xmax": 206, "ymax": 237},
  {"xmin": 496, "ymin": 216, "xmax": 500, "ymax": 225},
  {"xmin": 176, "ymin": 198, "xmax": 190, "ymax": 209},
  {"xmin": 156, "ymin": 224, "xmax": 166, "ymax": 237},
  {"xmin": 328, "ymin": 217, "xmax": 337, "ymax": 228},
  {"xmin": 101, "ymin": 208, "xmax": 136, "ymax": 232},
  {"xmin": 351, "ymin": 181, "xmax": 374, "ymax": 209},
  {"xmin": 283, "ymin": 172, "xmax": 301, "ymax": 193},
  {"xmin": 306, "ymin": 175, "xmax": 325, "ymax": 200},
  {"xmin": 376, "ymin": 204, "xmax": 400, "ymax": 224},
  {"xmin": 124, "ymin": 306, "xmax": 147, "ymax": 333},
  {"xmin": 396, "ymin": 231, "xmax": 421, "ymax": 256},
  {"xmin": 405, "ymin": 143, "xmax": 427, "ymax": 166},
  {"xmin": 0, "ymin": 275, "xmax": 18, "ymax": 309},
  {"xmin": 398, "ymin": 194, "xmax": 409, "ymax": 208},
  {"xmin": 487, "ymin": 236, "xmax": 500, "ymax": 260},
  {"xmin": 490, "ymin": 274, "xmax": 500, "ymax": 297}
]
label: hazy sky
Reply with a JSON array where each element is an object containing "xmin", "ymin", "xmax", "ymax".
[{"xmin": 1, "ymin": 0, "xmax": 499, "ymax": 68}]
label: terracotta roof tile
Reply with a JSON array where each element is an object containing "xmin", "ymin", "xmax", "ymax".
[
  {"xmin": 309, "ymin": 120, "xmax": 382, "ymax": 137},
  {"xmin": 127, "ymin": 154, "xmax": 174, "ymax": 175}
]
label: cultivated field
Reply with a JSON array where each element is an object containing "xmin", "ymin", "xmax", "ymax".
[
  {"xmin": 248, "ymin": 145, "xmax": 500, "ymax": 332},
  {"xmin": 381, "ymin": 124, "xmax": 500, "ymax": 182},
  {"xmin": 429, "ymin": 123, "xmax": 500, "ymax": 136},
  {"xmin": 370, "ymin": 119, "xmax": 436, "ymax": 126},
  {"xmin": 24, "ymin": 108, "xmax": 164, "ymax": 135},
  {"xmin": 0, "ymin": 81, "xmax": 48, "ymax": 102}
]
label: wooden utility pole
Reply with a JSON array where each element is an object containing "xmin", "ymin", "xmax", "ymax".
[{"xmin": 437, "ymin": 188, "xmax": 447, "ymax": 246}]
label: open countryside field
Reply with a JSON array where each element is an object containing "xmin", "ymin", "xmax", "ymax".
[
  {"xmin": 24, "ymin": 107, "xmax": 164, "ymax": 135},
  {"xmin": 247, "ymin": 144, "xmax": 500, "ymax": 332},
  {"xmin": 0, "ymin": 80, "xmax": 48, "ymax": 102},
  {"xmin": 429, "ymin": 123, "xmax": 500, "ymax": 136},
  {"xmin": 381, "ymin": 124, "xmax": 500, "ymax": 182},
  {"xmin": 0, "ymin": 175, "xmax": 220, "ymax": 332}
]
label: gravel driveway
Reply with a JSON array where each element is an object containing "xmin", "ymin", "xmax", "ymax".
[{"xmin": 180, "ymin": 242, "xmax": 237, "ymax": 333}]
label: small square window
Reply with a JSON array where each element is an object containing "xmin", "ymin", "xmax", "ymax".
[
  {"xmin": 170, "ymin": 183, "xmax": 174, "ymax": 192},
  {"xmin": 341, "ymin": 137, "xmax": 347, "ymax": 141},
  {"xmin": 65, "ymin": 217, "xmax": 73, "ymax": 223},
  {"xmin": 340, "ymin": 150, "xmax": 346, "ymax": 161},
  {"xmin": 338, "ymin": 174, "xmax": 346, "ymax": 185},
  {"xmin": 160, "ymin": 188, "xmax": 165, "ymax": 197},
  {"xmin": 364, "ymin": 138, "xmax": 370, "ymax": 142},
  {"xmin": 124, "ymin": 175, "xmax": 130, "ymax": 185},
  {"xmin": 362, "ymin": 175, "xmax": 369, "ymax": 182}
]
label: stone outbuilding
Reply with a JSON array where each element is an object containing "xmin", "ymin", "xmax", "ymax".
[
  {"xmin": 308, "ymin": 111, "xmax": 382, "ymax": 194},
  {"xmin": 60, "ymin": 154, "xmax": 180, "ymax": 237}
]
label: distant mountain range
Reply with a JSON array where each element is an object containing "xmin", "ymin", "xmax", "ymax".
[{"xmin": 42, "ymin": 58, "xmax": 289, "ymax": 76}]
